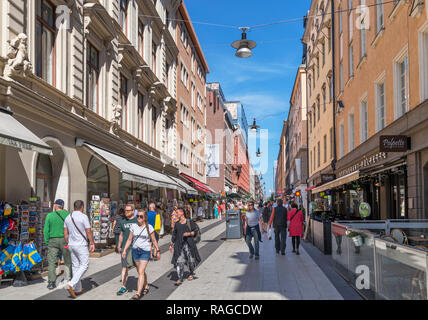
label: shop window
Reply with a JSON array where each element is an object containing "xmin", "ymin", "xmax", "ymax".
[
  {"xmin": 36, "ymin": 154, "xmax": 53, "ymax": 204},
  {"xmin": 35, "ymin": 0, "xmax": 56, "ymax": 86},
  {"xmin": 119, "ymin": 178, "xmax": 133, "ymax": 204},
  {"xmin": 86, "ymin": 42, "xmax": 99, "ymax": 113},
  {"xmin": 87, "ymin": 156, "xmax": 110, "ymax": 203}
]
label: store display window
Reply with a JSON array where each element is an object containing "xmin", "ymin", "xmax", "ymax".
[
  {"xmin": 87, "ymin": 156, "xmax": 110, "ymax": 203},
  {"xmin": 35, "ymin": 154, "xmax": 53, "ymax": 204}
]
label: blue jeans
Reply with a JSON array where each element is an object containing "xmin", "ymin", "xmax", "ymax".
[
  {"xmin": 245, "ymin": 226, "xmax": 260, "ymax": 256},
  {"xmin": 274, "ymin": 227, "xmax": 287, "ymax": 253}
]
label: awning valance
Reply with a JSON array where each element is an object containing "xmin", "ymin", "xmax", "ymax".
[
  {"xmin": 180, "ymin": 173, "xmax": 212, "ymax": 194},
  {"xmin": 0, "ymin": 111, "xmax": 52, "ymax": 155},
  {"xmin": 83, "ymin": 143, "xmax": 182, "ymax": 191},
  {"xmin": 311, "ymin": 171, "xmax": 360, "ymax": 194},
  {"xmin": 167, "ymin": 175, "xmax": 198, "ymax": 195}
]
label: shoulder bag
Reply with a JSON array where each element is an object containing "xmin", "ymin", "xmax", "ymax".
[
  {"xmin": 55, "ymin": 211, "xmax": 65, "ymax": 222},
  {"xmin": 186, "ymin": 219, "xmax": 201, "ymax": 244},
  {"xmin": 70, "ymin": 212, "xmax": 89, "ymax": 245}
]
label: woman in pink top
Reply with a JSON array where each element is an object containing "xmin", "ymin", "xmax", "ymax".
[{"xmin": 287, "ymin": 202, "xmax": 304, "ymax": 255}]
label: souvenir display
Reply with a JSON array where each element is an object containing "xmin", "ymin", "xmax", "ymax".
[
  {"xmin": 89, "ymin": 196, "xmax": 112, "ymax": 245},
  {"xmin": 89, "ymin": 196, "xmax": 101, "ymax": 243}
]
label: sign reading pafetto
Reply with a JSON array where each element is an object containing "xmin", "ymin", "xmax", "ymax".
[{"xmin": 380, "ymin": 135, "xmax": 408, "ymax": 152}]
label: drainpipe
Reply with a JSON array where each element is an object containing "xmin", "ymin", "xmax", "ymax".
[{"xmin": 331, "ymin": 0, "xmax": 337, "ymax": 172}]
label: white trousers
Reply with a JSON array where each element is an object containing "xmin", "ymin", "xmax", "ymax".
[{"xmin": 68, "ymin": 245, "xmax": 89, "ymax": 292}]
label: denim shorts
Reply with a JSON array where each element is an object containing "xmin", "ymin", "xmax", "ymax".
[{"xmin": 132, "ymin": 248, "xmax": 151, "ymax": 261}]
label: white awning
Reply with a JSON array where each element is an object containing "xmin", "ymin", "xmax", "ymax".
[
  {"xmin": 0, "ymin": 111, "xmax": 52, "ymax": 155},
  {"xmin": 312, "ymin": 171, "xmax": 360, "ymax": 194},
  {"xmin": 83, "ymin": 143, "xmax": 182, "ymax": 190},
  {"xmin": 167, "ymin": 175, "xmax": 198, "ymax": 195}
]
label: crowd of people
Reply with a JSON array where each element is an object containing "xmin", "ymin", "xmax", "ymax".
[{"xmin": 243, "ymin": 199, "xmax": 305, "ymax": 259}]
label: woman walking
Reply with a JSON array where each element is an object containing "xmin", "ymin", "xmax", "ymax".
[
  {"xmin": 287, "ymin": 202, "xmax": 304, "ymax": 255},
  {"xmin": 169, "ymin": 207, "xmax": 201, "ymax": 286},
  {"xmin": 122, "ymin": 210, "xmax": 160, "ymax": 299},
  {"xmin": 261, "ymin": 202, "xmax": 270, "ymax": 234}
]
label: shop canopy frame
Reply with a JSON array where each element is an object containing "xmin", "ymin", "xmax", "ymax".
[
  {"xmin": 180, "ymin": 173, "xmax": 214, "ymax": 194},
  {"xmin": 311, "ymin": 171, "xmax": 360, "ymax": 194},
  {"xmin": 0, "ymin": 109, "xmax": 52, "ymax": 155},
  {"xmin": 167, "ymin": 175, "xmax": 199, "ymax": 195},
  {"xmin": 83, "ymin": 143, "xmax": 185, "ymax": 192}
]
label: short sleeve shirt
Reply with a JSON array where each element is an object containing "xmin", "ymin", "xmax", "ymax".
[
  {"xmin": 120, "ymin": 217, "xmax": 138, "ymax": 250},
  {"xmin": 129, "ymin": 224, "xmax": 154, "ymax": 251},
  {"xmin": 113, "ymin": 215, "xmax": 123, "ymax": 234},
  {"xmin": 245, "ymin": 209, "xmax": 261, "ymax": 227},
  {"xmin": 64, "ymin": 211, "xmax": 91, "ymax": 246}
]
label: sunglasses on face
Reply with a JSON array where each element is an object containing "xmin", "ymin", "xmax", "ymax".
[{"xmin": 137, "ymin": 215, "xmax": 145, "ymax": 219}]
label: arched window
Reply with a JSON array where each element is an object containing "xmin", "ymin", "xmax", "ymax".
[
  {"xmin": 36, "ymin": 154, "xmax": 53, "ymax": 203},
  {"xmin": 87, "ymin": 156, "xmax": 110, "ymax": 201}
]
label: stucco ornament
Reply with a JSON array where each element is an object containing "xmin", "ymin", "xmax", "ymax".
[
  {"xmin": 110, "ymin": 103, "xmax": 122, "ymax": 134},
  {"xmin": 4, "ymin": 33, "xmax": 33, "ymax": 79}
]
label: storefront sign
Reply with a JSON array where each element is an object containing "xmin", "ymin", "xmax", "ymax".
[
  {"xmin": 380, "ymin": 136, "xmax": 408, "ymax": 152},
  {"xmin": 338, "ymin": 152, "xmax": 388, "ymax": 177},
  {"xmin": 321, "ymin": 174, "xmax": 336, "ymax": 184}
]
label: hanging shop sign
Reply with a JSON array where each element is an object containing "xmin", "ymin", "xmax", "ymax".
[
  {"xmin": 321, "ymin": 174, "xmax": 336, "ymax": 184},
  {"xmin": 379, "ymin": 136, "xmax": 409, "ymax": 152},
  {"xmin": 359, "ymin": 202, "xmax": 371, "ymax": 218},
  {"xmin": 338, "ymin": 152, "xmax": 388, "ymax": 177}
]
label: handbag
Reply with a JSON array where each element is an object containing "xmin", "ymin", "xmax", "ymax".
[{"xmin": 186, "ymin": 219, "xmax": 201, "ymax": 244}]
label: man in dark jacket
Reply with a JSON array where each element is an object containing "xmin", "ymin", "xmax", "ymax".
[{"xmin": 268, "ymin": 199, "xmax": 288, "ymax": 255}]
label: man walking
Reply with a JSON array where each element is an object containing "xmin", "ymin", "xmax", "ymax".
[
  {"xmin": 43, "ymin": 199, "xmax": 72, "ymax": 289},
  {"xmin": 64, "ymin": 200, "xmax": 95, "ymax": 298},
  {"xmin": 269, "ymin": 199, "xmax": 288, "ymax": 255},
  {"xmin": 116, "ymin": 204, "xmax": 137, "ymax": 296},
  {"xmin": 244, "ymin": 201, "xmax": 262, "ymax": 260},
  {"xmin": 147, "ymin": 203, "xmax": 160, "ymax": 242}
]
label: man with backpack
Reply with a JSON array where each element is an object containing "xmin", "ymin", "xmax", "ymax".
[
  {"xmin": 147, "ymin": 203, "xmax": 161, "ymax": 260},
  {"xmin": 43, "ymin": 199, "xmax": 72, "ymax": 289}
]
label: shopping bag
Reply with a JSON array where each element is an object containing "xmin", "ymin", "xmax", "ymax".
[
  {"xmin": 154, "ymin": 212, "xmax": 161, "ymax": 232},
  {"xmin": 267, "ymin": 227, "xmax": 272, "ymax": 240}
]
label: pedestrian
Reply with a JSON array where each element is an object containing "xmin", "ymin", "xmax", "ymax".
[
  {"xmin": 64, "ymin": 200, "xmax": 95, "ymax": 298},
  {"xmin": 122, "ymin": 210, "xmax": 160, "ymax": 300},
  {"xmin": 288, "ymin": 202, "xmax": 304, "ymax": 255},
  {"xmin": 164, "ymin": 204, "xmax": 171, "ymax": 234},
  {"xmin": 169, "ymin": 207, "xmax": 201, "ymax": 286},
  {"xmin": 116, "ymin": 204, "xmax": 138, "ymax": 296},
  {"xmin": 243, "ymin": 201, "xmax": 262, "ymax": 260},
  {"xmin": 197, "ymin": 206, "xmax": 203, "ymax": 221},
  {"xmin": 268, "ymin": 199, "xmax": 288, "ymax": 255},
  {"xmin": 146, "ymin": 203, "xmax": 160, "ymax": 242},
  {"xmin": 112, "ymin": 208, "xmax": 125, "ymax": 250},
  {"xmin": 214, "ymin": 201, "xmax": 219, "ymax": 219},
  {"xmin": 170, "ymin": 205, "xmax": 179, "ymax": 231},
  {"xmin": 261, "ymin": 202, "xmax": 271, "ymax": 234},
  {"xmin": 43, "ymin": 199, "xmax": 72, "ymax": 289},
  {"xmin": 158, "ymin": 203, "xmax": 165, "ymax": 239}
]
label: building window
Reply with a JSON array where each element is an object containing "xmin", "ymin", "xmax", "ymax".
[
  {"xmin": 348, "ymin": 113, "xmax": 355, "ymax": 152},
  {"xmin": 339, "ymin": 124, "xmax": 345, "ymax": 157},
  {"xmin": 152, "ymin": 107, "xmax": 157, "ymax": 148},
  {"xmin": 420, "ymin": 26, "xmax": 428, "ymax": 102},
  {"xmin": 328, "ymin": 27, "xmax": 332, "ymax": 52},
  {"xmin": 339, "ymin": 63, "xmax": 344, "ymax": 92},
  {"xmin": 165, "ymin": 63, "xmax": 170, "ymax": 89},
  {"xmin": 309, "ymin": 114, "xmax": 312, "ymax": 133},
  {"xmin": 359, "ymin": 99, "xmax": 368, "ymax": 143},
  {"xmin": 322, "ymin": 42, "xmax": 325, "ymax": 66},
  {"xmin": 138, "ymin": 20, "xmax": 144, "ymax": 57},
  {"xmin": 313, "ymin": 105, "xmax": 316, "ymax": 127},
  {"xmin": 152, "ymin": 42, "xmax": 157, "ymax": 75},
  {"xmin": 316, "ymin": 56, "xmax": 320, "ymax": 79},
  {"xmin": 191, "ymin": 118, "xmax": 195, "ymax": 143},
  {"xmin": 329, "ymin": 76, "xmax": 333, "ymax": 102},
  {"xmin": 119, "ymin": 0, "xmax": 128, "ymax": 36},
  {"xmin": 376, "ymin": 80, "xmax": 386, "ymax": 132},
  {"xmin": 310, "ymin": 150, "xmax": 313, "ymax": 172},
  {"xmin": 349, "ymin": 44, "xmax": 354, "ymax": 77},
  {"xmin": 317, "ymin": 97, "xmax": 320, "ymax": 121},
  {"xmin": 317, "ymin": 141, "xmax": 320, "ymax": 167},
  {"xmin": 376, "ymin": 0, "xmax": 384, "ymax": 33},
  {"xmin": 314, "ymin": 147, "xmax": 316, "ymax": 169},
  {"xmin": 322, "ymin": 86, "xmax": 327, "ymax": 112},
  {"xmin": 191, "ymin": 83, "xmax": 195, "ymax": 108},
  {"xmin": 180, "ymin": 22, "xmax": 188, "ymax": 48},
  {"xmin": 181, "ymin": 104, "xmax": 188, "ymax": 127},
  {"xmin": 137, "ymin": 93, "xmax": 144, "ymax": 141},
  {"xmin": 330, "ymin": 127, "xmax": 334, "ymax": 159},
  {"xmin": 323, "ymin": 135, "xmax": 327, "ymax": 163},
  {"xmin": 86, "ymin": 43, "xmax": 99, "ymax": 113},
  {"xmin": 394, "ymin": 52, "xmax": 409, "ymax": 119},
  {"xmin": 181, "ymin": 63, "xmax": 189, "ymax": 89},
  {"xmin": 349, "ymin": 9, "xmax": 353, "ymax": 41},
  {"xmin": 360, "ymin": 29, "xmax": 366, "ymax": 58},
  {"xmin": 120, "ymin": 75, "xmax": 128, "ymax": 131},
  {"xmin": 35, "ymin": 0, "xmax": 56, "ymax": 85}
]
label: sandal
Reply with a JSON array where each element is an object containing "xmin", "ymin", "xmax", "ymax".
[
  {"xmin": 131, "ymin": 293, "xmax": 141, "ymax": 300},
  {"xmin": 142, "ymin": 287, "xmax": 150, "ymax": 295}
]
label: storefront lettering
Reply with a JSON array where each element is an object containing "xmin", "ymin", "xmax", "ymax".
[
  {"xmin": 379, "ymin": 135, "xmax": 408, "ymax": 152},
  {"xmin": 338, "ymin": 152, "xmax": 387, "ymax": 177},
  {"xmin": 0, "ymin": 137, "xmax": 34, "ymax": 151}
]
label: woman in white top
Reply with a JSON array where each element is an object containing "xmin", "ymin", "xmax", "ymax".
[{"xmin": 122, "ymin": 210, "xmax": 160, "ymax": 300}]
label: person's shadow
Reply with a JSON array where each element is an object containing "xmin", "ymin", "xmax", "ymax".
[{"xmin": 126, "ymin": 276, "xmax": 159, "ymax": 292}]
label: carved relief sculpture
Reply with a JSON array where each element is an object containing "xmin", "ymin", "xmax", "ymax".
[
  {"xmin": 4, "ymin": 33, "xmax": 33, "ymax": 79},
  {"xmin": 110, "ymin": 103, "xmax": 122, "ymax": 134}
]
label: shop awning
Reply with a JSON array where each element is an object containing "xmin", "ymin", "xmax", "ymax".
[
  {"xmin": 311, "ymin": 171, "xmax": 360, "ymax": 194},
  {"xmin": 0, "ymin": 111, "xmax": 52, "ymax": 155},
  {"xmin": 167, "ymin": 175, "xmax": 198, "ymax": 195},
  {"xmin": 83, "ymin": 143, "xmax": 182, "ymax": 191},
  {"xmin": 180, "ymin": 173, "xmax": 212, "ymax": 194}
]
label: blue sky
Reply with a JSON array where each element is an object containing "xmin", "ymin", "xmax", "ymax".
[{"xmin": 186, "ymin": 0, "xmax": 311, "ymax": 195}]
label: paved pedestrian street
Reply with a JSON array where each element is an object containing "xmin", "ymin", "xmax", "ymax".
[{"xmin": 0, "ymin": 218, "xmax": 361, "ymax": 300}]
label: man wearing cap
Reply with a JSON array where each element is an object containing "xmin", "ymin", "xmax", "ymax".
[{"xmin": 43, "ymin": 199, "xmax": 72, "ymax": 289}]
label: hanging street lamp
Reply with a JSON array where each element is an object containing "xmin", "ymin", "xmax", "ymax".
[
  {"xmin": 231, "ymin": 27, "xmax": 257, "ymax": 58},
  {"xmin": 249, "ymin": 118, "xmax": 259, "ymax": 132},
  {"xmin": 256, "ymin": 147, "xmax": 262, "ymax": 157}
]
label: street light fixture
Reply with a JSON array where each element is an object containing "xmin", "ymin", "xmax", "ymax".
[
  {"xmin": 256, "ymin": 147, "xmax": 262, "ymax": 157},
  {"xmin": 231, "ymin": 27, "xmax": 256, "ymax": 58},
  {"xmin": 249, "ymin": 118, "xmax": 259, "ymax": 132}
]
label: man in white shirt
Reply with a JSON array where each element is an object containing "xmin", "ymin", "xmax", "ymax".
[
  {"xmin": 244, "ymin": 202, "xmax": 262, "ymax": 260},
  {"xmin": 64, "ymin": 200, "xmax": 95, "ymax": 298}
]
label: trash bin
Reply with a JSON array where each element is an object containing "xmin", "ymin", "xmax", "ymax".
[{"xmin": 226, "ymin": 210, "xmax": 242, "ymax": 239}]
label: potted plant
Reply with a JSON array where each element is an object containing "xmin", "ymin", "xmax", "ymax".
[{"xmin": 347, "ymin": 231, "xmax": 363, "ymax": 247}]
